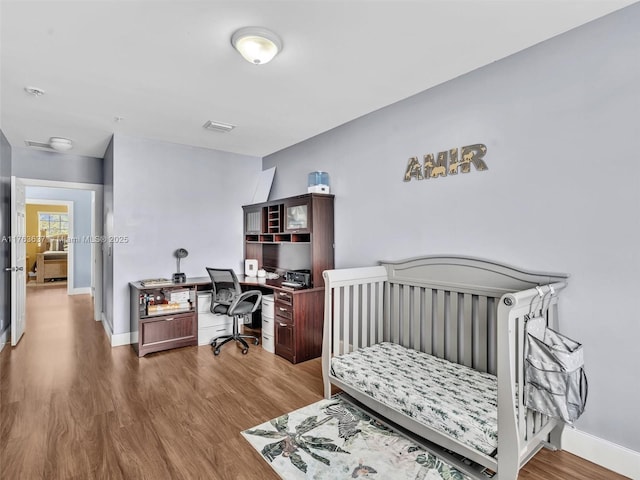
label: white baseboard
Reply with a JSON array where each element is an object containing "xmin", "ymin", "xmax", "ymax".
[
  {"xmin": 563, "ymin": 427, "xmax": 640, "ymax": 479},
  {"xmin": 68, "ymin": 287, "xmax": 92, "ymax": 295},
  {"xmin": 99, "ymin": 314, "xmax": 133, "ymax": 347},
  {"xmin": 111, "ymin": 332, "xmax": 133, "ymax": 347}
]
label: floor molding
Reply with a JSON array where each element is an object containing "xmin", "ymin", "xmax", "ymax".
[
  {"xmin": 111, "ymin": 331, "xmax": 132, "ymax": 347},
  {"xmin": 69, "ymin": 287, "xmax": 92, "ymax": 295},
  {"xmin": 99, "ymin": 316, "xmax": 131, "ymax": 347},
  {"xmin": 563, "ymin": 427, "xmax": 639, "ymax": 479}
]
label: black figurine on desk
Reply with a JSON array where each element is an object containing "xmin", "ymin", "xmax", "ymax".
[{"xmin": 172, "ymin": 248, "xmax": 188, "ymax": 283}]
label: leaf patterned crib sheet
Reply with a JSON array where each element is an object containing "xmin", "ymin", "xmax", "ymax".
[{"xmin": 330, "ymin": 342, "xmax": 499, "ymax": 456}]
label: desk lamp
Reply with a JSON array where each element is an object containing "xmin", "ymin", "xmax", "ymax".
[{"xmin": 172, "ymin": 248, "xmax": 188, "ymax": 283}]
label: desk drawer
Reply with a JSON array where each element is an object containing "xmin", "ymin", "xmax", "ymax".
[
  {"xmin": 262, "ymin": 294, "xmax": 274, "ymax": 317},
  {"xmin": 262, "ymin": 315, "xmax": 275, "ymax": 335},
  {"xmin": 141, "ymin": 312, "xmax": 196, "ymax": 348},
  {"xmin": 275, "ymin": 303, "xmax": 293, "ymax": 323},
  {"xmin": 199, "ymin": 311, "xmax": 232, "ymax": 329},
  {"xmin": 275, "ymin": 290, "xmax": 293, "ymax": 306},
  {"xmin": 262, "ymin": 332, "xmax": 275, "ymax": 353},
  {"xmin": 198, "ymin": 324, "xmax": 232, "ymax": 346}
]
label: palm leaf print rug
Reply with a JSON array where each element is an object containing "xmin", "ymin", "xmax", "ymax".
[{"xmin": 241, "ymin": 394, "xmax": 474, "ymax": 480}]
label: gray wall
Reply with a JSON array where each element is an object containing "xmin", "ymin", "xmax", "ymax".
[
  {"xmin": 25, "ymin": 186, "xmax": 93, "ymax": 289},
  {"xmin": 107, "ymin": 134, "xmax": 262, "ymax": 336},
  {"xmin": 12, "ymin": 146, "xmax": 103, "ymax": 185},
  {"xmin": 0, "ymin": 130, "xmax": 12, "ymax": 343},
  {"xmin": 264, "ymin": 5, "xmax": 640, "ymax": 451}
]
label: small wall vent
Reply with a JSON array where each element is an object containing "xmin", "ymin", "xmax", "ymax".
[{"xmin": 202, "ymin": 120, "xmax": 236, "ymax": 133}]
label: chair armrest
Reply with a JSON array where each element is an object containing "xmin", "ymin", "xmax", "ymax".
[{"xmin": 227, "ymin": 290, "xmax": 263, "ymax": 316}]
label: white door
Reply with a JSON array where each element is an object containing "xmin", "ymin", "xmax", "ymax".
[{"xmin": 10, "ymin": 176, "xmax": 27, "ymax": 345}]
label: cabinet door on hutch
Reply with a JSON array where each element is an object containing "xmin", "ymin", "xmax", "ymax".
[
  {"xmin": 283, "ymin": 197, "xmax": 311, "ymax": 233},
  {"xmin": 244, "ymin": 205, "xmax": 263, "ymax": 234},
  {"xmin": 243, "ymin": 205, "xmax": 264, "ymax": 265}
]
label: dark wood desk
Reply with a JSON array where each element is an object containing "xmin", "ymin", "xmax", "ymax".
[
  {"xmin": 130, "ymin": 276, "xmax": 325, "ymax": 363},
  {"xmin": 191, "ymin": 275, "xmax": 325, "ymax": 364}
]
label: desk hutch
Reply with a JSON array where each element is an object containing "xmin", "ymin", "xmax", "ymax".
[{"xmin": 243, "ymin": 193, "xmax": 335, "ymax": 363}]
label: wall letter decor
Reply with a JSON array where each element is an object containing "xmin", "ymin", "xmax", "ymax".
[{"xmin": 403, "ymin": 143, "xmax": 488, "ymax": 182}]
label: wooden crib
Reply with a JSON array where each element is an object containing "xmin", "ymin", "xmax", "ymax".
[{"xmin": 322, "ymin": 255, "xmax": 569, "ymax": 480}]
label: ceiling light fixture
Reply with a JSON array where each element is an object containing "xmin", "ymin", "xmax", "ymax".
[
  {"xmin": 231, "ymin": 27, "xmax": 282, "ymax": 65},
  {"xmin": 49, "ymin": 137, "xmax": 73, "ymax": 151}
]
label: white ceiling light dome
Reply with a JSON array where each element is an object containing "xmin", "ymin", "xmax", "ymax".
[
  {"xmin": 231, "ymin": 27, "xmax": 282, "ymax": 65},
  {"xmin": 49, "ymin": 137, "xmax": 73, "ymax": 151}
]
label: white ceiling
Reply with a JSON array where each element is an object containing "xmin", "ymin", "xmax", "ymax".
[{"xmin": 1, "ymin": 0, "xmax": 636, "ymax": 159}]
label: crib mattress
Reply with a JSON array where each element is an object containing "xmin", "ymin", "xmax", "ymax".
[{"xmin": 330, "ymin": 342, "xmax": 498, "ymax": 456}]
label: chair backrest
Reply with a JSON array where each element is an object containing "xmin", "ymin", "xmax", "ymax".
[{"xmin": 206, "ymin": 268, "xmax": 241, "ymax": 305}]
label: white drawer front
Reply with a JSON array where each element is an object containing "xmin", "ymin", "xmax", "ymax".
[
  {"xmin": 198, "ymin": 324, "xmax": 233, "ymax": 346},
  {"xmin": 262, "ymin": 314, "xmax": 275, "ymax": 335},
  {"xmin": 262, "ymin": 295, "xmax": 274, "ymax": 318},
  {"xmin": 197, "ymin": 293, "xmax": 212, "ymax": 313},
  {"xmin": 262, "ymin": 332, "xmax": 275, "ymax": 353},
  {"xmin": 199, "ymin": 311, "xmax": 233, "ymax": 329}
]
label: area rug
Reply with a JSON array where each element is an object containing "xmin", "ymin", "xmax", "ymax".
[{"xmin": 241, "ymin": 395, "xmax": 472, "ymax": 480}]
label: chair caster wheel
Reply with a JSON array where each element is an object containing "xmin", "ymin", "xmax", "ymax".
[
  {"xmin": 254, "ymin": 339, "xmax": 260, "ymax": 345},
  {"xmin": 242, "ymin": 348, "xmax": 248, "ymax": 355},
  {"xmin": 214, "ymin": 349, "xmax": 220, "ymax": 356}
]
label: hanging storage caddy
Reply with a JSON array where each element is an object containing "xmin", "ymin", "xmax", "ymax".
[{"xmin": 524, "ymin": 292, "xmax": 588, "ymax": 424}]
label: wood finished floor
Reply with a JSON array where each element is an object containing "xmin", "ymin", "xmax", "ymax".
[{"xmin": 0, "ymin": 286, "xmax": 628, "ymax": 479}]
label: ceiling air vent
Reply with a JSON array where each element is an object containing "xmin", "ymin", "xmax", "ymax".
[
  {"xmin": 25, "ymin": 140, "xmax": 54, "ymax": 149},
  {"xmin": 202, "ymin": 120, "xmax": 236, "ymax": 133}
]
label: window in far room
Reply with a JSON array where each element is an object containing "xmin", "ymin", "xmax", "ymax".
[{"xmin": 38, "ymin": 212, "xmax": 69, "ymax": 248}]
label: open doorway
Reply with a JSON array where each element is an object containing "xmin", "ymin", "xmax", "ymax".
[
  {"xmin": 25, "ymin": 199, "xmax": 72, "ymax": 290},
  {"xmin": 18, "ymin": 179, "xmax": 103, "ymax": 325}
]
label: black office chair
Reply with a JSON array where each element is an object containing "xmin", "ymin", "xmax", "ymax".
[{"xmin": 206, "ymin": 267, "xmax": 262, "ymax": 355}]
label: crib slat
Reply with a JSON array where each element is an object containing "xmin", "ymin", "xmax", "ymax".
[
  {"xmin": 460, "ymin": 293, "xmax": 473, "ymax": 367},
  {"xmin": 361, "ymin": 284, "xmax": 369, "ymax": 348},
  {"xmin": 343, "ymin": 286, "xmax": 351, "ymax": 353},
  {"xmin": 475, "ymin": 296, "xmax": 488, "ymax": 372},
  {"xmin": 448, "ymin": 292, "xmax": 458, "ymax": 362},
  {"xmin": 487, "ymin": 297, "xmax": 497, "ymax": 375},
  {"xmin": 352, "ymin": 284, "xmax": 360, "ymax": 351},
  {"xmin": 333, "ymin": 287, "xmax": 342, "ymax": 355},
  {"xmin": 409, "ymin": 286, "xmax": 420, "ymax": 350},
  {"xmin": 376, "ymin": 280, "xmax": 384, "ymax": 344},
  {"xmin": 422, "ymin": 288, "xmax": 433, "ymax": 355},
  {"xmin": 387, "ymin": 284, "xmax": 395, "ymax": 343},
  {"xmin": 402, "ymin": 285, "xmax": 411, "ymax": 347},
  {"xmin": 434, "ymin": 290, "xmax": 445, "ymax": 358}
]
